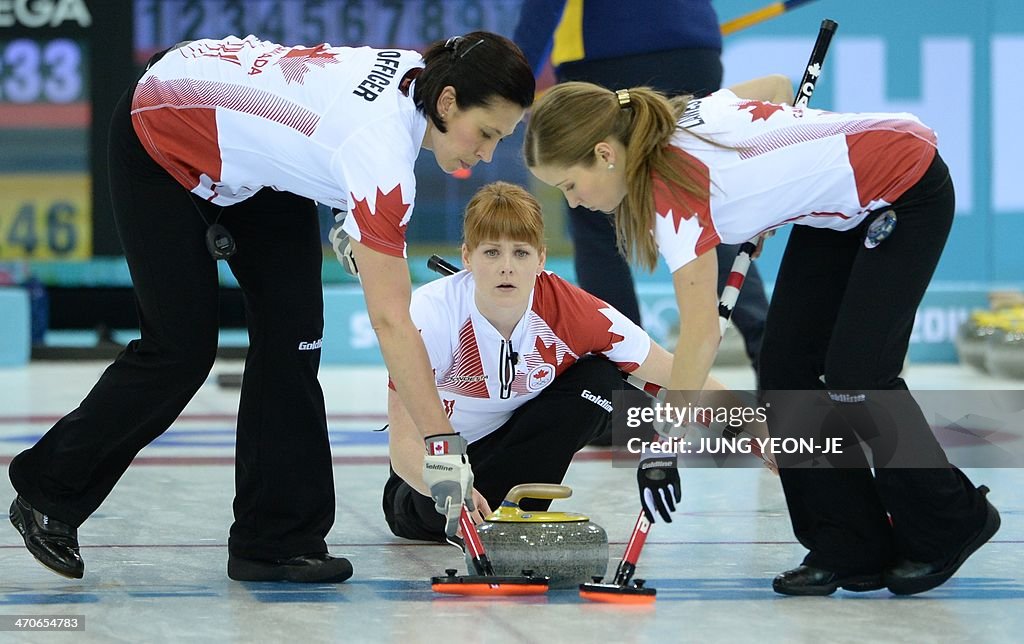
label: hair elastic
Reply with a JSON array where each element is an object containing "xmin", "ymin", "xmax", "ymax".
[{"xmin": 444, "ymin": 36, "xmax": 484, "ymax": 60}]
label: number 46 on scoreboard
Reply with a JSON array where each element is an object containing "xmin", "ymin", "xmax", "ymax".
[{"xmin": 0, "ymin": 173, "xmax": 90, "ymax": 260}]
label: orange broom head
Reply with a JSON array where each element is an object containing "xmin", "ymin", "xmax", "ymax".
[
  {"xmin": 578, "ymin": 582, "xmax": 657, "ymax": 604},
  {"xmin": 432, "ymin": 574, "xmax": 550, "ymax": 596}
]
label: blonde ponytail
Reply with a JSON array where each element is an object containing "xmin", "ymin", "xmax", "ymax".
[{"xmin": 525, "ymin": 82, "xmax": 709, "ymax": 271}]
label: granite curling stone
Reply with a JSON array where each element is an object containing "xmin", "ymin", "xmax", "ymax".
[{"xmin": 469, "ymin": 484, "xmax": 608, "ymax": 589}]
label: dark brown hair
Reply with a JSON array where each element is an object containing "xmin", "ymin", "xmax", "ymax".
[{"xmin": 415, "ymin": 32, "xmax": 535, "ymax": 134}]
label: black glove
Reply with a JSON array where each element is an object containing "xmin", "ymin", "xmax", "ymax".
[{"xmin": 637, "ymin": 453, "xmax": 681, "ymax": 523}]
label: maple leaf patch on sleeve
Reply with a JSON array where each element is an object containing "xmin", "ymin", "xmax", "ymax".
[
  {"xmin": 652, "ymin": 146, "xmax": 711, "ymax": 234},
  {"xmin": 350, "ymin": 184, "xmax": 411, "ymax": 257},
  {"xmin": 649, "ymin": 148, "xmax": 720, "ymax": 271}
]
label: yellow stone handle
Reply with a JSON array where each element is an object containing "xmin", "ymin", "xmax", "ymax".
[{"xmin": 504, "ymin": 484, "xmax": 573, "ymax": 506}]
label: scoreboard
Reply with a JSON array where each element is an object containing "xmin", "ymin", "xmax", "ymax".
[
  {"xmin": 0, "ymin": 0, "xmax": 134, "ymax": 259},
  {"xmin": 132, "ymin": 0, "xmax": 523, "ymax": 58}
]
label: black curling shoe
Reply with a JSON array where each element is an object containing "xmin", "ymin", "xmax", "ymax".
[
  {"xmin": 227, "ymin": 552, "xmax": 354, "ymax": 583},
  {"xmin": 9, "ymin": 496, "xmax": 85, "ymax": 579},
  {"xmin": 773, "ymin": 564, "xmax": 884, "ymax": 596},
  {"xmin": 885, "ymin": 485, "xmax": 1001, "ymax": 596}
]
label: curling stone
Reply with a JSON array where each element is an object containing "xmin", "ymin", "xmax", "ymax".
[
  {"xmin": 985, "ymin": 320, "xmax": 1024, "ymax": 380},
  {"xmin": 956, "ymin": 311, "xmax": 998, "ymax": 372},
  {"xmin": 469, "ymin": 484, "xmax": 608, "ymax": 589}
]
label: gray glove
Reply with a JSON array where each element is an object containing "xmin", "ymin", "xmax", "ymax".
[
  {"xmin": 422, "ymin": 433, "xmax": 475, "ymax": 537},
  {"xmin": 328, "ymin": 209, "xmax": 358, "ymax": 277}
]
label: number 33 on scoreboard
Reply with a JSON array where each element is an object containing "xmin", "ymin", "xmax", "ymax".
[{"xmin": 0, "ymin": 173, "xmax": 90, "ymax": 260}]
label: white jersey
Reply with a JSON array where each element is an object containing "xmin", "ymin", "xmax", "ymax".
[
  {"xmin": 654, "ymin": 89, "xmax": 938, "ymax": 272},
  {"xmin": 131, "ymin": 35, "xmax": 427, "ymax": 258},
  {"xmin": 398, "ymin": 271, "xmax": 652, "ymax": 444}
]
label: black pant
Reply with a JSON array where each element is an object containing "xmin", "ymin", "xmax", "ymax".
[
  {"xmin": 382, "ymin": 356, "xmax": 622, "ymax": 542},
  {"xmin": 557, "ymin": 48, "xmax": 768, "ymax": 364},
  {"xmin": 759, "ymin": 154, "xmax": 989, "ymax": 572},
  {"xmin": 8, "ymin": 82, "xmax": 334, "ymax": 560}
]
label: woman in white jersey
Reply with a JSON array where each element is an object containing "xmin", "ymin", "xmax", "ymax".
[
  {"xmin": 383, "ymin": 182, "xmax": 757, "ymax": 543},
  {"xmin": 8, "ymin": 33, "xmax": 533, "ymax": 584},
  {"xmin": 523, "ymin": 79, "xmax": 1000, "ymax": 596}
]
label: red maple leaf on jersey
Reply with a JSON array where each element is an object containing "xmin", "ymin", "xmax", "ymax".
[
  {"xmin": 532, "ymin": 367, "xmax": 551, "ymax": 381},
  {"xmin": 277, "ymin": 44, "xmax": 340, "ymax": 85},
  {"xmin": 350, "ymin": 185, "xmax": 411, "ymax": 255},
  {"xmin": 652, "ymin": 147, "xmax": 716, "ymax": 246},
  {"xmin": 653, "ymin": 177, "xmax": 691, "ymax": 234},
  {"xmin": 737, "ymin": 100, "xmax": 784, "ymax": 122},
  {"xmin": 534, "ymin": 335, "xmax": 562, "ymax": 369}
]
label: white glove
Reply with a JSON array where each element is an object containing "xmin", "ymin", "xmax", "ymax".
[
  {"xmin": 652, "ymin": 389, "xmax": 695, "ymax": 440},
  {"xmin": 422, "ymin": 433, "xmax": 475, "ymax": 537},
  {"xmin": 656, "ymin": 415, "xmax": 720, "ymax": 444},
  {"xmin": 653, "ymin": 392, "xmax": 718, "ymax": 441},
  {"xmin": 328, "ymin": 209, "xmax": 359, "ymax": 277}
]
